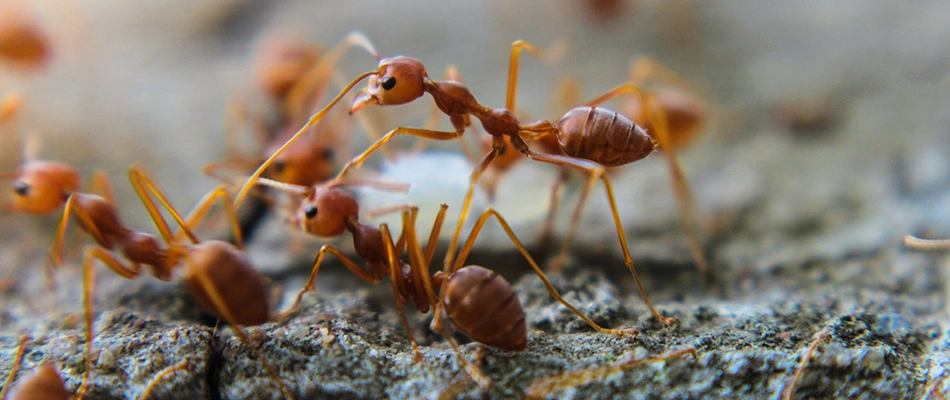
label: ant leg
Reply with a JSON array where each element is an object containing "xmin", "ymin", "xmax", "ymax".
[
  {"xmin": 333, "ymin": 126, "xmax": 466, "ymax": 181},
  {"xmin": 454, "ymin": 208, "xmax": 641, "ymax": 335},
  {"xmin": 524, "ymin": 347, "xmax": 696, "ymax": 400},
  {"xmin": 138, "ymin": 358, "xmax": 190, "ymax": 400},
  {"xmin": 905, "ymin": 236, "xmax": 950, "ymax": 250},
  {"xmin": 521, "ymin": 150, "xmax": 674, "ymax": 326},
  {"xmin": 236, "ymin": 70, "xmax": 377, "ymax": 206},
  {"xmin": 277, "ymin": 244, "xmax": 382, "ymax": 319},
  {"xmin": 585, "ymin": 83, "xmax": 710, "ymax": 274},
  {"xmin": 77, "ymin": 248, "xmax": 146, "ymax": 398},
  {"xmin": 537, "ymin": 168, "xmax": 569, "ymax": 262},
  {"xmin": 189, "ymin": 270, "xmax": 296, "ymax": 400},
  {"xmin": 505, "ymin": 39, "xmax": 567, "ymax": 113},
  {"xmin": 127, "ymin": 166, "xmax": 199, "ymax": 245},
  {"xmin": 0, "ymin": 90, "xmax": 23, "ymax": 123},
  {"xmin": 379, "ymin": 223, "xmax": 423, "ymax": 362},
  {"xmin": 50, "ymin": 194, "xmax": 109, "ymax": 267},
  {"xmin": 0, "ymin": 334, "xmax": 30, "ymax": 399},
  {"xmin": 282, "ymin": 31, "xmax": 379, "ymax": 119},
  {"xmin": 782, "ymin": 329, "xmax": 831, "ymax": 400},
  {"xmin": 170, "ymin": 186, "xmax": 244, "ymax": 249},
  {"xmin": 201, "ymin": 158, "xmax": 265, "ymax": 185}
]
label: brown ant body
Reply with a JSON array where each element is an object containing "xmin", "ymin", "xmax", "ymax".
[
  {"xmin": 50, "ymin": 166, "xmax": 294, "ymax": 399},
  {"xmin": 258, "ymin": 177, "xmax": 669, "ymax": 388}
]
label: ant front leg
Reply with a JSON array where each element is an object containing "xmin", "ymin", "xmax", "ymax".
[
  {"xmin": 333, "ymin": 126, "xmax": 466, "ymax": 181},
  {"xmin": 379, "ymin": 223, "xmax": 424, "ymax": 362},
  {"xmin": 278, "ymin": 244, "xmax": 383, "ymax": 319},
  {"xmin": 51, "ymin": 194, "xmax": 110, "ymax": 267}
]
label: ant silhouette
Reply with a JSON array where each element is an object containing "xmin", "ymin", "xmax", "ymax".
[
  {"xmin": 256, "ymin": 176, "xmax": 671, "ymax": 389},
  {"xmin": 50, "ymin": 166, "xmax": 295, "ymax": 399}
]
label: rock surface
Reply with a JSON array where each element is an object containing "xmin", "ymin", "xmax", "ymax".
[{"xmin": 2, "ymin": 1, "xmax": 950, "ymax": 399}]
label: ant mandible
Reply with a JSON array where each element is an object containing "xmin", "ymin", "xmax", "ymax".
[
  {"xmin": 234, "ymin": 37, "xmax": 705, "ymax": 317},
  {"xmin": 50, "ymin": 166, "xmax": 295, "ymax": 399},
  {"xmin": 258, "ymin": 176, "xmax": 670, "ymax": 389}
]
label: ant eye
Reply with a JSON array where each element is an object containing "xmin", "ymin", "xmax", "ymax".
[
  {"xmin": 321, "ymin": 148, "xmax": 335, "ymax": 160},
  {"xmin": 382, "ymin": 77, "xmax": 397, "ymax": 90},
  {"xmin": 13, "ymin": 181, "xmax": 29, "ymax": 196},
  {"xmin": 273, "ymin": 162, "xmax": 286, "ymax": 173},
  {"xmin": 304, "ymin": 206, "xmax": 318, "ymax": 219}
]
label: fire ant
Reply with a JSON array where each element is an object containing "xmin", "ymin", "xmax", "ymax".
[
  {"xmin": 234, "ymin": 37, "xmax": 707, "ymax": 318},
  {"xmin": 0, "ymin": 334, "xmax": 191, "ymax": 399},
  {"xmin": 50, "ymin": 166, "xmax": 295, "ymax": 399},
  {"xmin": 257, "ymin": 177, "xmax": 671, "ymax": 389},
  {"xmin": 0, "ymin": 0, "xmax": 51, "ymax": 70}
]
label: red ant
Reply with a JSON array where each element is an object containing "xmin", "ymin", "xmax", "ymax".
[
  {"xmin": 0, "ymin": 334, "xmax": 190, "ymax": 399},
  {"xmin": 234, "ymin": 37, "xmax": 706, "ymax": 322},
  {"xmin": 0, "ymin": 0, "xmax": 51, "ymax": 70},
  {"xmin": 50, "ymin": 166, "xmax": 295, "ymax": 399},
  {"xmin": 256, "ymin": 177, "xmax": 670, "ymax": 389}
]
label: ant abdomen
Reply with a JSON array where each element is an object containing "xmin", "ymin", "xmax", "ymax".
[
  {"xmin": 182, "ymin": 240, "xmax": 271, "ymax": 326},
  {"xmin": 442, "ymin": 265, "xmax": 526, "ymax": 351},
  {"xmin": 555, "ymin": 106, "xmax": 654, "ymax": 167},
  {"xmin": 6, "ymin": 363, "xmax": 70, "ymax": 400}
]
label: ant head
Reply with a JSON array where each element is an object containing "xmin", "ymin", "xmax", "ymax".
[
  {"xmin": 0, "ymin": 2, "xmax": 51, "ymax": 70},
  {"xmin": 265, "ymin": 128, "xmax": 337, "ymax": 186},
  {"xmin": 350, "ymin": 56, "xmax": 428, "ymax": 113},
  {"xmin": 8, "ymin": 161, "xmax": 79, "ymax": 214},
  {"xmin": 297, "ymin": 186, "xmax": 359, "ymax": 237}
]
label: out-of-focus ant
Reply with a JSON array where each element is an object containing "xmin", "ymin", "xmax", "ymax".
[
  {"xmin": 0, "ymin": 0, "xmax": 51, "ymax": 70},
  {"xmin": 50, "ymin": 166, "xmax": 295, "ymax": 399},
  {"xmin": 206, "ymin": 32, "xmax": 384, "ymax": 241},
  {"xmin": 257, "ymin": 176, "xmax": 670, "ymax": 389}
]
